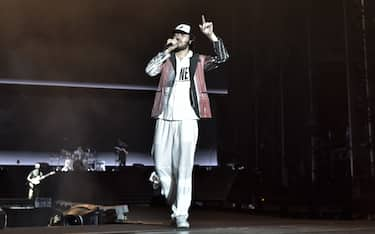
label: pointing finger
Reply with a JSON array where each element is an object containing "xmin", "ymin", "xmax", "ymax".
[{"xmin": 201, "ymin": 14, "xmax": 206, "ymax": 24}]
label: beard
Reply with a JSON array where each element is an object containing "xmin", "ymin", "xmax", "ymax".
[{"xmin": 174, "ymin": 42, "xmax": 190, "ymax": 52}]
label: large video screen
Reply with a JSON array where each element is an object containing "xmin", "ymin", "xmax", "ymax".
[{"xmin": 0, "ymin": 85, "xmax": 219, "ymax": 166}]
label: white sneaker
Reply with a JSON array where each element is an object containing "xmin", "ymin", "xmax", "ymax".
[
  {"xmin": 148, "ymin": 171, "xmax": 160, "ymax": 190},
  {"xmin": 175, "ymin": 216, "xmax": 190, "ymax": 229}
]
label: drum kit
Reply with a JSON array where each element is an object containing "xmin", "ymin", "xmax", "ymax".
[{"xmin": 59, "ymin": 147, "xmax": 105, "ymax": 172}]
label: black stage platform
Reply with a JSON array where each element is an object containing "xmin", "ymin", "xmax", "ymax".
[
  {"xmin": 2, "ymin": 165, "xmax": 375, "ymax": 233},
  {"xmin": 1, "ymin": 205, "xmax": 375, "ymax": 234}
]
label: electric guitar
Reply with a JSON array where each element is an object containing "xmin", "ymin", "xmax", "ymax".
[{"xmin": 29, "ymin": 171, "xmax": 56, "ymax": 185}]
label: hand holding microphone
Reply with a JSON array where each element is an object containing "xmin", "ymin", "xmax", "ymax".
[{"xmin": 164, "ymin": 38, "xmax": 178, "ymax": 53}]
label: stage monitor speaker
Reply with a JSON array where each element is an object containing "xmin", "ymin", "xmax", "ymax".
[
  {"xmin": 0, "ymin": 208, "xmax": 5, "ymax": 229},
  {"xmin": 50, "ymin": 203, "xmax": 129, "ymax": 226},
  {"xmin": 2, "ymin": 206, "xmax": 56, "ymax": 227},
  {"xmin": 193, "ymin": 166, "xmax": 236, "ymax": 201}
]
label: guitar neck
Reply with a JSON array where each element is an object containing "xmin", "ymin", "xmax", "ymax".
[{"xmin": 40, "ymin": 171, "xmax": 55, "ymax": 180}]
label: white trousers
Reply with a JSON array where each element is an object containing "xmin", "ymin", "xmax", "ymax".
[{"xmin": 152, "ymin": 119, "xmax": 198, "ymax": 218}]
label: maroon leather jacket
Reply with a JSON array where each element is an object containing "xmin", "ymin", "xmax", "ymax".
[{"xmin": 145, "ymin": 38, "xmax": 229, "ymax": 119}]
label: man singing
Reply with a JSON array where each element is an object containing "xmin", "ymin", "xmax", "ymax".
[{"xmin": 145, "ymin": 15, "xmax": 229, "ymax": 229}]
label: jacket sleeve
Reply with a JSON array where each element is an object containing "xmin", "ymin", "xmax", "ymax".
[
  {"xmin": 204, "ymin": 38, "xmax": 230, "ymax": 71},
  {"xmin": 145, "ymin": 51, "xmax": 171, "ymax": 77}
]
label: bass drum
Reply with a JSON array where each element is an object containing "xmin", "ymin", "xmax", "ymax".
[{"xmin": 72, "ymin": 159, "xmax": 88, "ymax": 171}]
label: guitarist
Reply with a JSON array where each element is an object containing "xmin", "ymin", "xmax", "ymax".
[
  {"xmin": 27, "ymin": 163, "xmax": 43, "ymax": 200},
  {"xmin": 27, "ymin": 163, "xmax": 55, "ymax": 200}
]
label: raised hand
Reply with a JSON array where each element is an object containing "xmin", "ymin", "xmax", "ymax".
[{"xmin": 199, "ymin": 15, "xmax": 217, "ymax": 41}]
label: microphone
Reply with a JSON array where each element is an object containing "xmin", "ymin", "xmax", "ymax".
[
  {"xmin": 164, "ymin": 42, "xmax": 174, "ymax": 50},
  {"xmin": 164, "ymin": 38, "xmax": 177, "ymax": 50}
]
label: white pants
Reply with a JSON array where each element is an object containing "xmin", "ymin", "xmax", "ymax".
[{"xmin": 152, "ymin": 119, "xmax": 198, "ymax": 218}]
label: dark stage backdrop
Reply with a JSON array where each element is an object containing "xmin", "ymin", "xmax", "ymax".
[
  {"xmin": 0, "ymin": 0, "xmax": 234, "ymax": 165},
  {"xmin": 2, "ymin": 0, "xmax": 375, "ymax": 211}
]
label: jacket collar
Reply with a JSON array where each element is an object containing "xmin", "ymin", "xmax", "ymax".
[
  {"xmin": 170, "ymin": 50, "xmax": 194, "ymax": 69},
  {"xmin": 170, "ymin": 50, "xmax": 199, "ymax": 78}
]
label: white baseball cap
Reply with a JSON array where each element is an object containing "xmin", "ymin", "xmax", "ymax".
[{"xmin": 174, "ymin": 24, "xmax": 191, "ymax": 34}]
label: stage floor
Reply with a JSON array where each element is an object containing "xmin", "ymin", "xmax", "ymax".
[{"xmin": 1, "ymin": 205, "xmax": 375, "ymax": 233}]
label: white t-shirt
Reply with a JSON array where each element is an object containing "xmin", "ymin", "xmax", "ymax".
[{"xmin": 158, "ymin": 50, "xmax": 199, "ymax": 120}]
